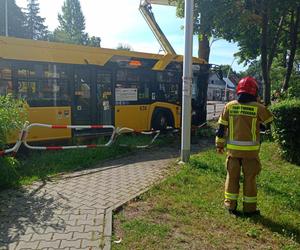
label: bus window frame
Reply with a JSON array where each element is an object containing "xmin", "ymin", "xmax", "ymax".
[
  {"xmin": 154, "ymin": 69, "xmax": 181, "ymax": 105},
  {"xmin": 115, "ymin": 68, "xmax": 153, "ymax": 106},
  {"xmin": 0, "ymin": 60, "xmax": 14, "ymax": 96},
  {"xmin": 10, "ymin": 61, "xmax": 72, "ymax": 107}
]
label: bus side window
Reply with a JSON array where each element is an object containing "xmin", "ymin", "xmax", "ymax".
[
  {"xmin": 116, "ymin": 69, "xmax": 150, "ymax": 105},
  {"xmin": 156, "ymin": 71, "xmax": 179, "ymax": 103},
  {"xmin": 15, "ymin": 63, "xmax": 70, "ymax": 107},
  {"xmin": 157, "ymin": 83, "xmax": 166, "ymax": 101},
  {"xmin": 0, "ymin": 65, "xmax": 13, "ymax": 95}
]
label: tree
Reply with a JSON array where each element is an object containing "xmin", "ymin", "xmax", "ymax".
[
  {"xmin": 116, "ymin": 43, "xmax": 133, "ymax": 51},
  {"xmin": 184, "ymin": 0, "xmax": 300, "ymax": 102},
  {"xmin": 282, "ymin": 6, "xmax": 300, "ymax": 91},
  {"xmin": 86, "ymin": 36, "xmax": 101, "ymax": 47},
  {"xmin": 54, "ymin": 0, "xmax": 101, "ymax": 47},
  {"xmin": 175, "ymin": 0, "xmax": 300, "ymax": 105},
  {"xmin": 219, "ymin": 65, "xmax": 238, "ymax": 78},
  {"xmin": 0, "ymin": 0, "xmax": 28, "ymax": 38},
  {"xmin": 174, "ymin": 0, "xmax": 228, "ymax": 123},
  {"xmin": 51, "ymin": 29, "xmax": 73, "ymax": 44},
  {"xmin": 174, "ymin": 0, "xmax": 225, "ymax": 62},
  {"xmin": 206, "ymin": 0, "xmax": 297, "ymax": 105},
  {"xmin": 240, "ymin": 60, "xmax": 262, "ymax": 79},
  {"xmin": 25, "ymin": 0, "xmax": 48, "ymax": 40},
  {"xmin": 55, "ymin": 0, "xmax": 87, "ymax": 45}
]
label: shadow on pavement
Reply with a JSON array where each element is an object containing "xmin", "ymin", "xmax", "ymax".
[
  {"xmin": 61, "ymin": 139, "xmax": 214, "ymax": 180},
  {"xmin": 0, "ymin": 181, "xmax": 70, "ymax": 247}
]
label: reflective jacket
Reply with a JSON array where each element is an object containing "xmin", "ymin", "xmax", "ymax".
[{"xmin": 216, "ymin": 100, "xmax": 273, "ymax": 158}]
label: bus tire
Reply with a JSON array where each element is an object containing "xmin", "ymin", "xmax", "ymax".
[{"xmin": 152, "ymin": 109, "xmax": 174, "ymax": 131}]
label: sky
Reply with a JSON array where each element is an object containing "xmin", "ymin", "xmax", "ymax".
[{"xmin": 15, "ymin": 0, "xmax": 245, "ymax": 72}]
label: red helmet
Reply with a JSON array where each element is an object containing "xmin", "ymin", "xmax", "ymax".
[{"xmin": 237, "ymin": 76, "xmax": 258, "ymax": 96}]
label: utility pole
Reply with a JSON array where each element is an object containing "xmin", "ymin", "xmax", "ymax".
[
  {"xmin": 180, "ymin": 0, "xmax": 194, "ymax": 163},
  {"xmin": 5, "ymin": 0, "xmax": 8, "ymax": 36},
  {"xmin": 224, "ymin": 58, "xmax": 236, "ymax": 101}
]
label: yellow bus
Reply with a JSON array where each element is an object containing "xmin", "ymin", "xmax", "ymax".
[{"xmin": 0, "ymin": 36, "xmax": 209, "ymax": 143}]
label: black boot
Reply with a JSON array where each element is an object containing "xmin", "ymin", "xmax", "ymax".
[
  {"xmin": 243, "ymin": 210, "xmax": 261, "ymax": 217},
  {"xmin": 228, "ymin": 209, "xmax": 238, "ymax": 215},
  {"xmin": 227, "ymin": 203, "xmax": 240, "ymax": 216}
]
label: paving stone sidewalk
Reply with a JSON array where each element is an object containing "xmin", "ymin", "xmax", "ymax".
[{"xmin": 0, "ymin": 147, "xmax": 179, "ymax": 250}]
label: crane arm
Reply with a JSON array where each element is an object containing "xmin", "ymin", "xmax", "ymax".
[
  {"xmin": 139, "ymin": 0, "xmax": 176, "ymax": 55},
  {"xmin": 148, "ymin": 0, "xmax": 176, "ymax": 6}
]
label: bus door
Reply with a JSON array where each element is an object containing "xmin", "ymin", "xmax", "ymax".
[
  {"xmin": 73, "ymin": 68, "xmax": 93, "ymax": 125},
  {"xmin": 96, "ymin": 70, "xmax": 113, "ymax": 125}
]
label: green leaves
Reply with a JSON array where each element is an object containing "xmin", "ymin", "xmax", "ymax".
[
  {"xmin": 0, "ymin": 157, "xmax": 20, "ymax": 189},
  {"xmin": 53, "ymin": 0, "xmax": 101, "ymax": 47},
  {"xmin": 0, "ymin": 95, "xmax": 26, "ymax": 147},
  {"xmin": 25, "ymin": 0, "xmax": 48, "ymax": 40},
  {"xmin": 271, "ymin": 99, "xmax": 300, "ymax": 164},
  {"xmin": 0, "ymin": 0, "xmax": 28, "ymax": 38},
  {"xmin": 0, "ymin": 95, "xmax": 25, "ymax": 189}
]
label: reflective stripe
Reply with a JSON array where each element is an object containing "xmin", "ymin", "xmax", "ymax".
[
  {"xmin": 218, "ymin": 118, "xmax": 228, "ymax": 126},
  {"xmin": 227, "ymin": 144, "xmax": 260, "ymax": 151},
  {"xmin": 216, "ymin": 136, "xmax": 225, "ymax": 143},
  {"xmin": 225, "ymin": 192, "xmax": 238, "ymax": 200},
  {"xmin": 227, "ymin": 140, "xmax": 259, "ymax": 146},
  {"xmin": 229, "ymin": 116, "xmax": 234, "ymax": 141},
  {"xmin": 227, "ymin": 103, "xmax": 260, "ymax": 150},
  {"xmin": 243, "ymin": 196, "xmax": 257, "ymax": 203},
  {"xmin": 264, "ymin": 116, "xmax": 273, "ymax": 124},
  {"xmin": 252, "ymin": 118, "xmax": 257, "ymax": 142},
  {"xmin": 229, "ymin": 104, "xmax": 258, "ymax": 117}
]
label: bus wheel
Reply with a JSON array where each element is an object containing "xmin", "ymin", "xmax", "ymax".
[{"xmin": 152, "ymin": 112, "xmax": 168, "ymax": 131}]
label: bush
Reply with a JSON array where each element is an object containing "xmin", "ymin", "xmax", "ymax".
[
  {"xmin": 271, "ymin": 99, "xmax": 300, "ymax": 165},
  {"xmin": 195, "ymin": 122, "xmax": 217, "ymax": 138},
  {"xmin": 0, "ymin": 157, "xmax": 20, "ymax": 189},
  {"xmin": 0, "ymin": 95, "xmax": 26, "ymax": 189},
  {"xmin": 0, "ymin": 95, "xmax": 26, "ymax": 147}
]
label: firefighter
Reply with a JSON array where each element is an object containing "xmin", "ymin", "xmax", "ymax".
[{"xmin": 216, "ymin": 76, "xmax": 273, "ymax": 216}]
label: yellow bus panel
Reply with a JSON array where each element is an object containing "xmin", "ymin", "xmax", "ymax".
[
  {"xmin": 27, "ymin": 107, "xmax": 72, "ymax": 142},
  {"xmin": 7, "ymin": 107, "xmax": 72, "ymax": 144},
  {"xmin": 115, "ymin": 105, "xmax": 150, "ymax": 131},
  {"xmin": 115, "ymin": 102, "xmax": 181, "ymax": 131},
  {"xmin": 0, "ymin": 36, "xmax": 207, "ymax": 70}
]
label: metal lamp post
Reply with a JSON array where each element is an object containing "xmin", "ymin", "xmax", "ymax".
[
  {"xmin": 5, "ymin": 0, "xmax": 8, "ymax": 36},
  {"xmin": 224, "ymin": 58, "xmax": 236, "ymax": 101},
  {"xmin": 180, "ymin": 0, "xmax": 194, "ymax": 163}
]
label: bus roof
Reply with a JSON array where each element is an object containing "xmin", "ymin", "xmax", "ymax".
[{"xmin": 0, "ymin": 36, "xmax": 207, "ymax": 71}]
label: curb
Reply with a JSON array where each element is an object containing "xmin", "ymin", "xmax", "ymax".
[{"xmin": 102, "ymin": 161, "xmax": 176, "ymax": 249}]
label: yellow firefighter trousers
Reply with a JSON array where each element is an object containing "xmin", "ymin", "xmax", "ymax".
[{"xmin": 224, "ymin": 156, "xmax": 261, "ymax": 213}]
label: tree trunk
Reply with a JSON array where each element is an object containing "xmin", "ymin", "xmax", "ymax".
[
  {"xmin": 198, "ymin": 11, "xmax": 210, "ymax": 61},
  {"xmin": 268, "ymin": 14, "xmax": 285, "ymax": 73},
  {"xmin": 282, "ymin": 6, "xmax": 300, "ymax": 91},
  {"xmin": 198, "ymin": 34, "xmax": 210, "ymax": 62},
  {"xmin": 196, "ymin": 68, "xmax": 210, "ymax": 124},
  {"xmin": 260, "ymin": 0, "xmax": 271, "ymax": 105},
  {"xmin": 196, "ymin": 11, "xmax": 211, "ymax": 122},
  {"xmin": 197, "ymin": 31, "xmax": 210, "ymax": 123}
]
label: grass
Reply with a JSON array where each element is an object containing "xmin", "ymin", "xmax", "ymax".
[
  {"xmin": 112, "ymin": 142, "xmax": 300, "ymax": 250},
  {"xmin": 0, "ymin": 133, "xmax": 174, "ymax": 190}
]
